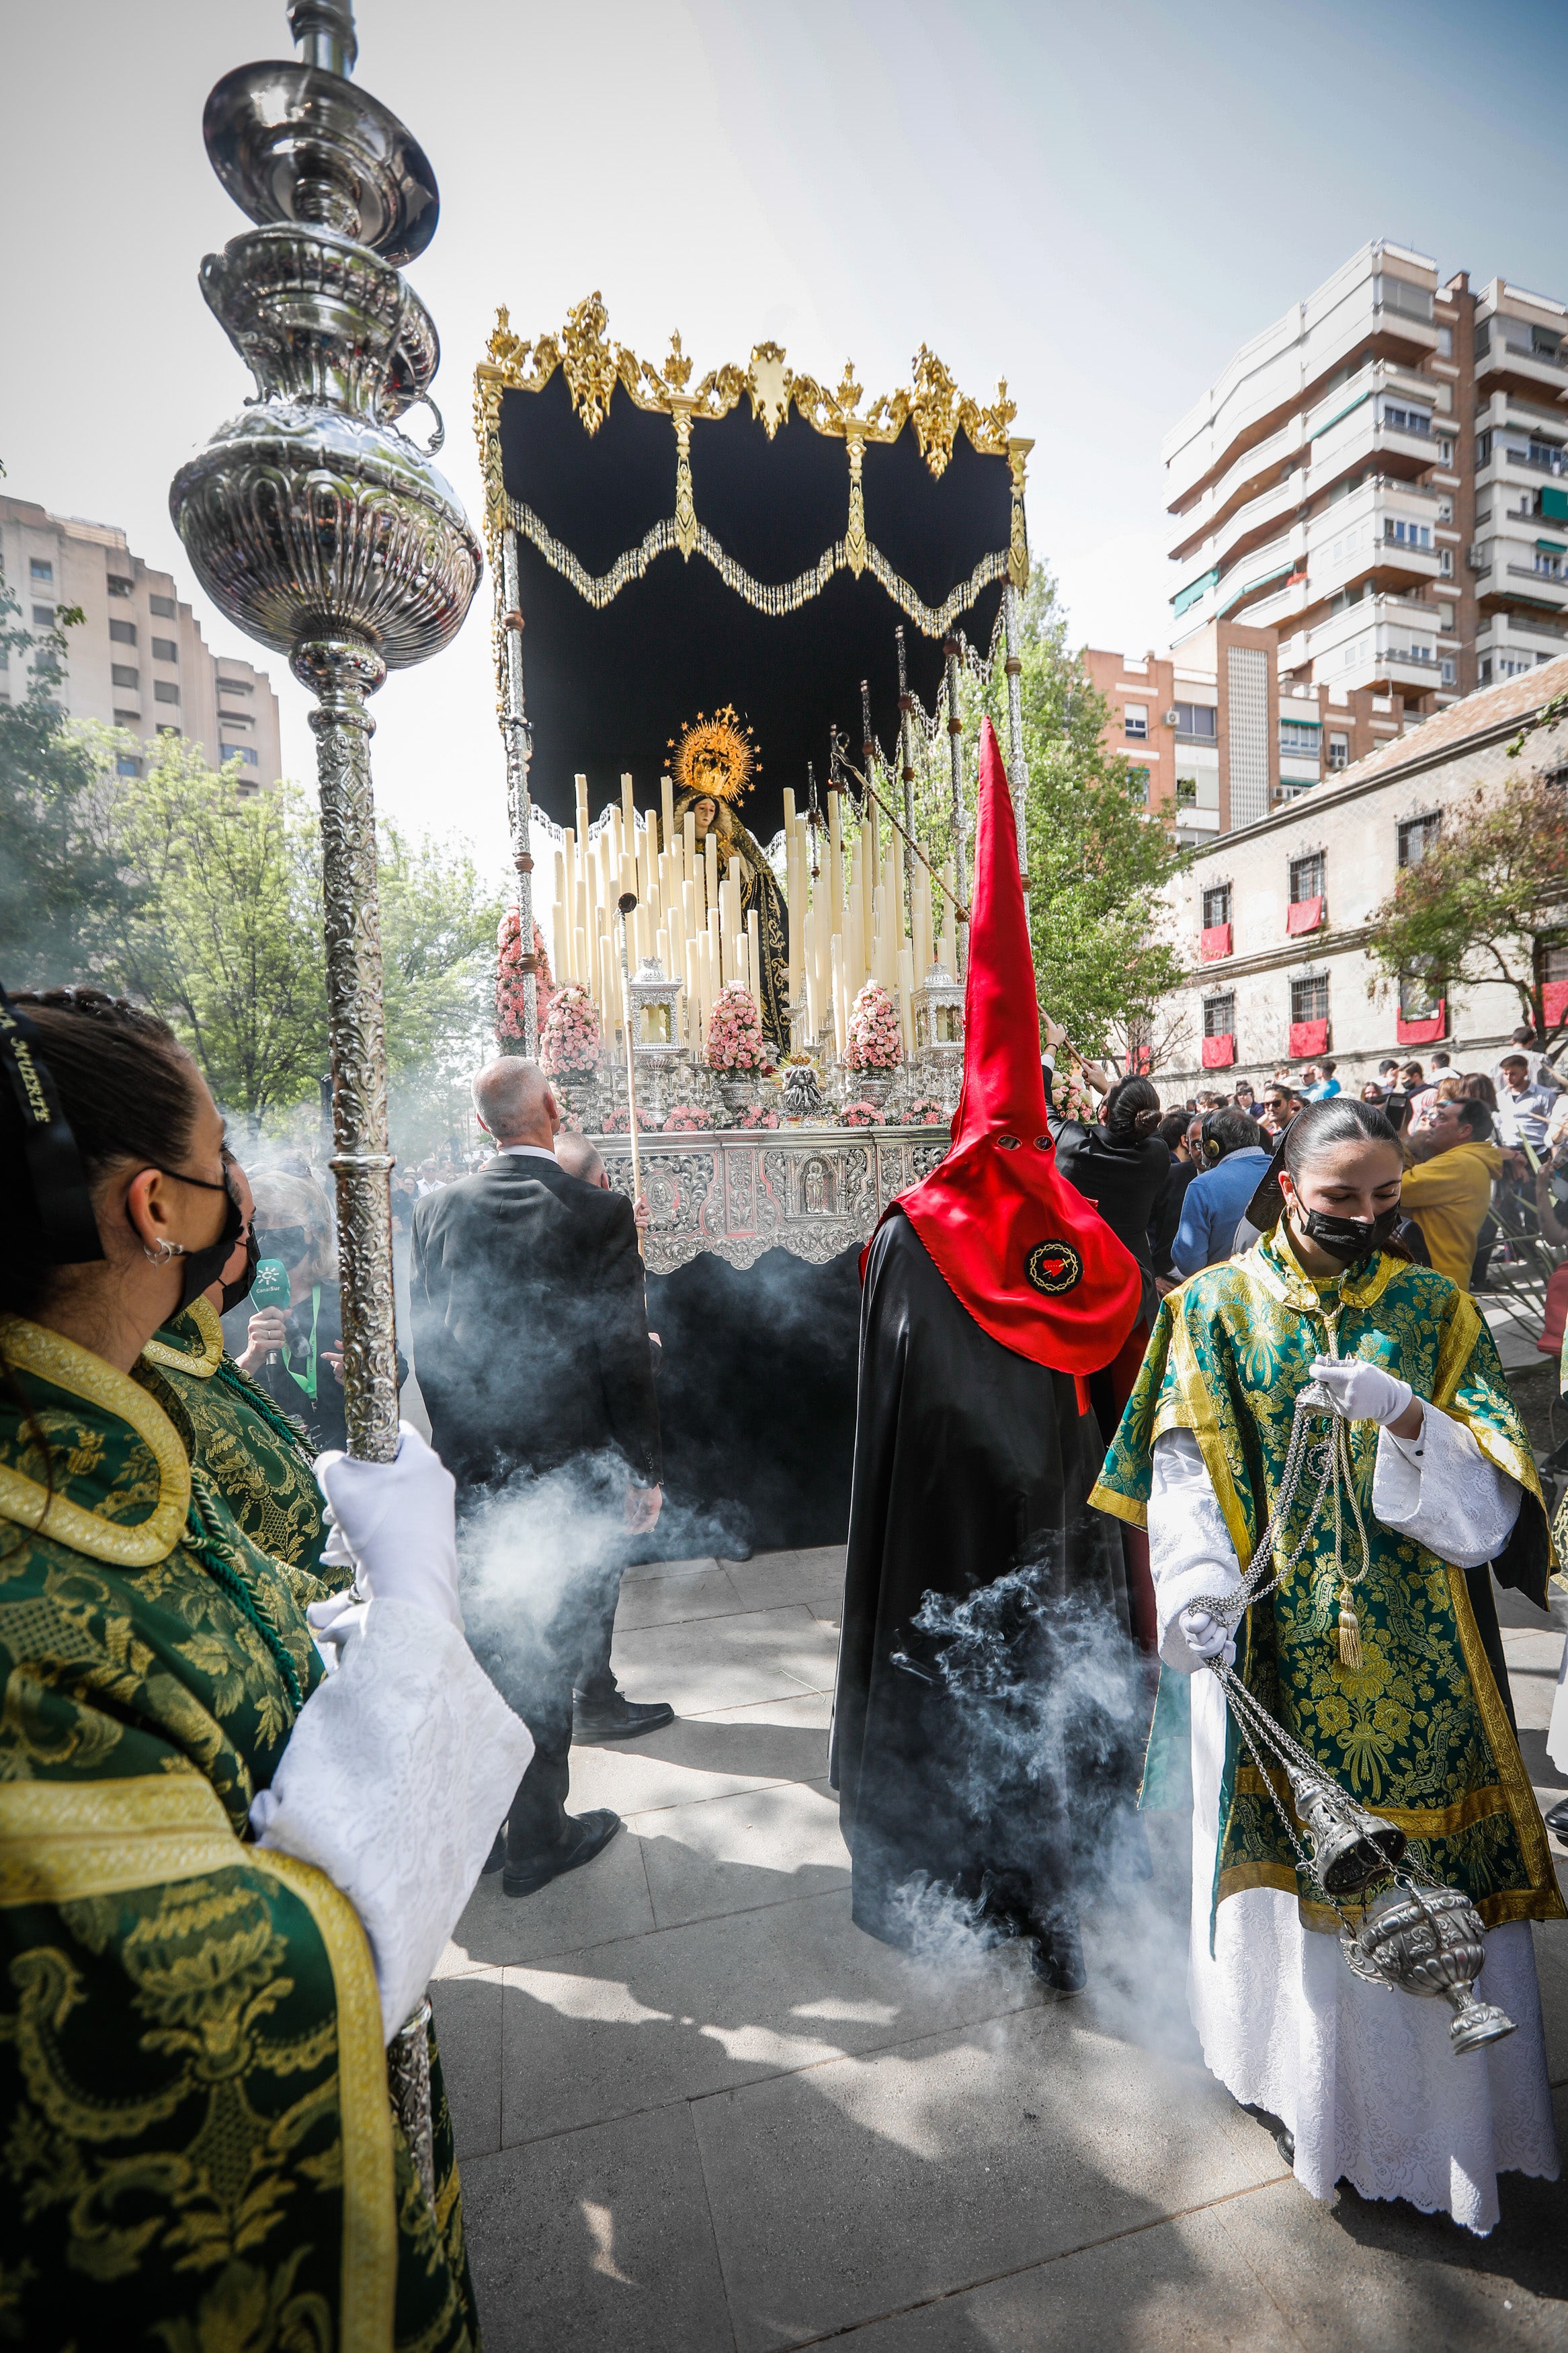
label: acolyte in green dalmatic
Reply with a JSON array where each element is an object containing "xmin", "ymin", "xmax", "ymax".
[
  {"xmin": 134, "ymin": 1294, "xmax": 338, "ymax": 1583},
  {"xmin": 0, "ymin": 1318, "xmax": 479, "ymax": 2352},
  {"xmin": 1092, "ymin": 1228, "xmax": 1564, "ymax": 1938}
]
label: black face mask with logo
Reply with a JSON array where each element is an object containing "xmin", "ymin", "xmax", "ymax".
[
  {"xmin": 218, "ymin": 1226, "xmax": 261, "ymax": 1317},
  {"xmin": 1297, "ymin": 1203, "xmax": 1402, "ymax": 1264}
]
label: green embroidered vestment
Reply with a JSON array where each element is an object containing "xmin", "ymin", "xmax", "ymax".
[
  {"xmin": 0, "ymin": 1317, "xmax": 478, "ymax": 2351},
  {"xmin": 1091, "ymin": 1232, "xmax": 1563, "ymax": 1937}
]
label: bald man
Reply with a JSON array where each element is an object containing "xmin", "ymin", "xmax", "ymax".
[{"xmin": 410, "ymin": 1057, "xmax": 667, "ymax": 1897}]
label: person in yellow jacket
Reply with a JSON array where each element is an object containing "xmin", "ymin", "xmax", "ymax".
[{"xmin": 1398, "ymin": 1092, "xmax": 1503, "ymax": 1289}]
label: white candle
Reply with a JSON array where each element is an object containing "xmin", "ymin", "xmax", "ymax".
[
  {"xmin": 831, "ymin": 932, "xmax": 847, "ymax": 1060},
  {"xmin": 661, "ymin": 774, "xmax": 675, "ymax": 852},
  {"xmin": 897, "ymin": 944, "xmax": 916, "ymax": 1060},
  {"xmin": 621, "ymin": 771, "xmax": 636, "ymax": 838},
  {"xmin": 803, "ymin": 909, "xmax": 819, "ymax": 1040}
]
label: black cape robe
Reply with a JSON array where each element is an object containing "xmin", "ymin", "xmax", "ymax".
[{"xmin": 829, "ymin": 1207, "xmax": 1134, "ymax": 1949}]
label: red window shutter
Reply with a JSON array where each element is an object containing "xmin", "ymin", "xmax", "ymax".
[
  {"xmin": 1288, "ymin": 1018, "xmax": 1329, "ymax": 1058},
  {"xmin": 1286, "ymin": 895, "xmax": 1324, "ymax": 936},
  {"xmin": 1543, "ymin": 979, "xmax": 1568, "ymax": 1027},
  {"xmin": 1201, "ymin": 1033, "xmax": 1237, "ymax": 1068},
  {"xmin": 1395, "ymin": 1002, "xmax": 1446, "ymax": 1046},
  {"xmin": 1200, "ymin": 923, "xmax": 1232, "ymax": 961}
]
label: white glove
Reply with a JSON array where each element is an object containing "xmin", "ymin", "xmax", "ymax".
[
  {"xmin": 313, "ymin": 1423, "xmax": 462, "ymax": 1628},
  {"xmin": 1310, "ymin": 1356, "xmax": 1414, "ymax": 1429},
  {"xmin": 1177, "ymin": 1604, "xmax": 1236, "ymax": 1669},
  {"xmin": 304, "ymin": 1588, "xmax": 374, "ymax": 1673}
]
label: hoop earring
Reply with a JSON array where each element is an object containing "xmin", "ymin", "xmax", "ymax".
[{"xmin": 142, "ymin": 1238, "xmax": 185, "ymax": 1265}]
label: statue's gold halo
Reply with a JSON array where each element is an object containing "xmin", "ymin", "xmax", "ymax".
[{"xmin": 664, "ymin": 704, "xmax": 759, "ymax": 804}]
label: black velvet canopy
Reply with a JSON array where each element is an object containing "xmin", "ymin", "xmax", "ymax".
[{"xmin": 494, "ymin": 351, "xmax": 1020, "ymax": 838}]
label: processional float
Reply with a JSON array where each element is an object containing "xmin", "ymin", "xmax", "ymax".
[{"xmin": 169, "ymin": 0, "xmax": 480, "ymax": 2196}]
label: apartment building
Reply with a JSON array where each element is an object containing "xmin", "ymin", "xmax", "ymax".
[
  {"xmin": 1153, "ymin": 655, "xmax": 1568, "ymax": 1097},
  {"xmin": 1155, "ymin": 245, "xmax": 1568, "ymax": 816},
  {"xmin": 0, "ymin": 495, "xmax": 282, "ymax": 789}
]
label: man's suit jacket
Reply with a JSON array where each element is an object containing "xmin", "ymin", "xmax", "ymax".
[{"xmin": 410, "ymin": 1152, "xmax": 661, "ymax": 1490}]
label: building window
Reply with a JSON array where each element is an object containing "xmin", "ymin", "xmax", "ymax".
[
  {"xmin": 1122, "ymin": 705, "xmax": 1149, "ymax": 740},
  {"xmin": 149, "ymin": 594, "xmax": 177, "ymax": 620},
  {"xmin": 31, "ymin": 605, "xmax": 54, "ymax": 627},
  {"xmin": 1381, "ymin": 402, "xmax": 1432, "ymax": 438},
  {"xmin": 113, "ymin": 709, "xmax": 141, "ymax": 726},
  {"xmin": 1436, "ymin": 325, "xmax": 1453, "ymax": 357},
  {"xmin": 111, "ymin": 664, "xmax": 139, "ymax": 691},
  {"xmin": 108, "ymin": 573, "xmax": 133, "ymax": 598},
  {"xmin": 1279, "ymin": 718, "xmax": 1321, "ymax": 756},
  {"xmin": 1397, "ymin": 812, "xmax": 1440, "ymax": 868},
  {"xmin": 1289, "ymin": 851, "xmax": 1325, "ymax": 904},
  {"xmin": 1203, "ymin": 993, "xmax": 1235, "ymax": 1039},
  {"xmin": 1438, "ymin": 436, "xmax": 1454, "ymax": 465},
  {"xmin": 1383, "ymin": 518, "xmax": 1432, "ymax": 549},
  {"xmin": 1440, "ymin": 657, "xmax": 1456, "ymax": 684},
  {"xmin": 1202, "ymin": 883, "xmax": 1232, "ymax": 930},
  {"xmin": 1327, "ymin": 733, "xmax": 1350, "ymax": 770},
  {"xmin": 1126, "ymin": 766, "xmax": 1149, "ymax": 803},
  {"xmin": 1399, "ymin": 964, "xmax": 1442, "ymax": 1021},
  {"xmin": 1175, "ymin": 775, "xmax": 1198, "ymax": 805},
  {"xmin": 153, "ymin": 680, "xmax": 180, "ymax": 705},
  {"xmin": 1173, "ymin": 702, "xmax": 1216, "ymax": 740},
  {"xmin": 115, "ymin": 755, "xmax": 142, "ymax": 778},
  {"xmin": 28, "ymin": 559, "xmax": 52, "ymax": 583},
  {"xmin": 1291, "ymin": 973, "xmax": 1329, "ymax": 1025},
  {"xmin": 218, "ymin": 676, "xmax": 254, "ymax": 695},
  {"xmin": 223, "ymin": 744, "xmax": 260, "ymax": 766},
  {"xmin": 109, "ymin": 619, "xmax": 136, "ymax": 646},
  {"xmin": 151, "ymin": 637, "xmax": 178, "ymax": 663},
  {"xmin": 1438, "ymin": 548, "xmax": 1452, "ymax": 576}
]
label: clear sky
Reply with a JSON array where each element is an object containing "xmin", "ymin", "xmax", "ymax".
[{"xmin": 5, "ymin": 0, "xmax": 1565, "ymax": 869}]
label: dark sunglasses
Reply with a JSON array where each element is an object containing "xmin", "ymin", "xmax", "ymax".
[{"xmin": 255, "ymin": 1224, "xmax": 309, "ymax": 1267}]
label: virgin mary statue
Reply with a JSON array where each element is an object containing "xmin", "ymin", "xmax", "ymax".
[{"xmin": 667, "ymin": 707, "xmax": 790, "ymax": 1052}]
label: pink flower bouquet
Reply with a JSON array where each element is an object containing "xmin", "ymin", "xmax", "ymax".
[
  {"xmin": 600, "ymin": 1103, "xmax": 657, "ymax": 1133},
  {"xmin": 495, "ymin": 910, "xmax": 554, "ymax": 1046},
  {"xmin": 845, "ymin": 980, "xmax": 903, "ymax": 1071},
  {"xmin": 706, "ymin": 984, "xmax": 771, "ymax": 1073},
  {"xmin": 737, "ymin": 1104, "xmax": 780, "ymax": 1129},
  {"xmin": 905, "ymin": 1096, "xmax": 950, "ymax": 1127},
  {"xmin": 840, "ymin": 1100, "xmax": 886, "ymax": 1127},
  {"xmin": 540, "ymin": 982, "xmax": 602, "ymax": 1078},
  {"xmin": 663, "ymin": 1103, "xmax": 716, "ymax": 1132}
]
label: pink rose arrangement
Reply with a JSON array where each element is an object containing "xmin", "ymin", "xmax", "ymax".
[
  {"xmin": 840, "ymin": 1100, "xmax": 886, "ymax": 1127},
  {"xmin": 905, "ymin": 1096, "xmax": 950, "ymax": 1127},
  {"xmin": 495, "ymin": 911, "xmax": 555, "ymax": 1047},
  {"xmin": 845, "ymin": 980, "xmax": 902, "ymax": 1072},
  {"xmin": 540, "ymin": 982, "xmax": 601, "ymax": 1078},
  {"xmin": 737, "ymin": 1104, "xmax": 780, "ymax": 1129},
  {"xmin": 600, "ymin": 1103, "xmax": 657, "ymax": 1133},
  {"xmin": 663, "ymin": 1103, "xmax": 716, "ymax": 1133},
  {"xmin": 706, "ymin": 984, "xmax": 771, "ymax": 1073}
]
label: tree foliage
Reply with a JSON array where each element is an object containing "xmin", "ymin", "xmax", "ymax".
[
  {"xmin": 896, "ymin": 564, "xmax": 1190, "ymax": 1067},
  {"xmin": 0, "ymin": 592, "xmax": 145, "ymax": 986},
  {"xmin": 1366, "ymin": 770, "xmax": 1568, "ymax": 1045}
]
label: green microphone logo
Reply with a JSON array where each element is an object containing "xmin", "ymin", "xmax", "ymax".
[{"xmin": 250, "ymin": 1258, "xmax": 291, "ymax": 1365}]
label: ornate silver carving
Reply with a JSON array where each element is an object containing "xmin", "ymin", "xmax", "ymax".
[
  {"xmin": 1344, "ymin": 1884, "xmax": 1517, "ymax": 2055},
  {"xmin": 386, "ymin": 1995, "xmax": 437, "ymax": 2204},
  {"xmin": 593, "ymin": 1125, "xmax": 948, "ymax": 1273},
  {"xmin": 171, "ymin": 1, "xmax": 481, "ymax": 1470}
]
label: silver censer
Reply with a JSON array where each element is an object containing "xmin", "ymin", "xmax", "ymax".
[{"xmin": 169, "ymin": 0, "xmax": 482, "ymax": 2204}]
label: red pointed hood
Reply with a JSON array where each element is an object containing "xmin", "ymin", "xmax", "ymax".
[{"xmin": 878, "ymin": 718, "xmax": 1141, "ymax": 1374}]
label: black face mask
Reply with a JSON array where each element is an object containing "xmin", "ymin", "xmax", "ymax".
[
  {"xmin": 136, "ymin": 1164, "xmax": 246, "ymax": 1311},
  {"xmin": 219, "ymin": 1226, "xmax": 260, "ymax": 1316},
  {"xmin": 1298, "ymin": 1203, "xmax": 1401, "ymax": 1264},
  {"xmin": 255, "ymin": 1224, "xmax": 309, "ymax": 1269}
]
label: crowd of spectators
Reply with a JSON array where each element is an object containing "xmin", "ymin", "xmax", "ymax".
[{"xmin": 1046, "ymin": 1019, "xmax": 1566, "ymax": 1303}]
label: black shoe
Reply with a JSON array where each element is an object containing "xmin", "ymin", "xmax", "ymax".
[
  {"xmin": 481, "ymin": 1829, "xmax": 507, "ymax": 1876},
  {"xmin": 1546, "ymin": 1796, "xmax": 1568, "ymax": 1842},
  {"xmin": 1026, "ymin": 1918, "xmax": 1087, "ymax": 1995},
  {"xmin": 501, "ymin": 1810, "xmax": 622, "ymax": 1898},
  {"xmin": 1276, "ymin": 2126, "xmax": 1295, "ymax": 2166},
  {"xmin": 572, "ymin": 1690, "xmax": 675, "ymax": 1743}
]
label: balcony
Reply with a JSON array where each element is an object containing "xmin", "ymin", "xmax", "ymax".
[{"xmin": 1475, "ymin": 327, "xmax": 1568, "ymax": 401}]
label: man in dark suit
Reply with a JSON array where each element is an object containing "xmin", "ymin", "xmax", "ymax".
[{"xmin": 411, "ymin": 1057, "xmax": 669, "ymax": 1897}]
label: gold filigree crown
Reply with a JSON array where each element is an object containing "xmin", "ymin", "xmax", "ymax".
[{"xmin": 664, "ymin": 705, "xmax": 759, "ymax": 804}]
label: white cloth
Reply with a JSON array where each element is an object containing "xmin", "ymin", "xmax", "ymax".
[
  {"xmin": 1149, "ymin": 1423, "xmax": 1557, "ymax": 2232},
  {"xmin": 498, "ymin": 1143, "xmax": 559, "ymax": 1162},
  {"xmin": 251, "ymin": 1598, "xmax": 534, "ymax": 2040}
]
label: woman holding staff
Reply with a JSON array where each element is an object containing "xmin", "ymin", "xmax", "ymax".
[{"xmin": 1094, "ymin": 1096, "xmax": 1563, "ymax": 2233}]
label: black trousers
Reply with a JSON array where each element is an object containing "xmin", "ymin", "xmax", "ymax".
[{"xmin": 456, "ymin": 1458, "xmax": 630, "ymax": 1865}]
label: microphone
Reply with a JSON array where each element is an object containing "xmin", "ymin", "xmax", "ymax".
[{"xmin": 250, "ymin": 1257, "xmax": 291, "ymax": 1367}]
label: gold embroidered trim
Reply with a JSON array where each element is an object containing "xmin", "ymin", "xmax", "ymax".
[
  {"xmin": 1089, "ymin": 1479, "xmax": 1147, "ymax": 1533},
  {"xmin": 1235, "ymin": 1760, "xmax": 1510, "ymax": 1839},
  {"xmin": 505, "ymin": 495, "xmax": 1010, "ymax": 635},
  {"xmin": 1446, "ymin": 1564, "xmax": 1565, "ymax": 1917},
  {"xmin": 247, "ymin": 1847, "xmax": 397, "ymax": 2353},
  {"xmin": 0, "ymin": 1318, "xmax": 190, "ymax": 1566},
  {"xmin": 1217, "ymin": 1860, "xmax": 1565, "ymax": 1933},
  {"xmin": 139, "ymin": 1298, "xmax": 224, "ymax": 1381},
  {"xmin": 0, "ymin": 1773, "xmax": 240, "ymax": 1905}
]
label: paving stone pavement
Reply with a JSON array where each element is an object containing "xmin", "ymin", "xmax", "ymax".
[{"xmin": 436, "ymin": 1548, "xmax": 1568, "ymax": 2351}]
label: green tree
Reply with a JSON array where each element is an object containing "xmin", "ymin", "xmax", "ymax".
[
  {"xmin": 1366, "ymin": 768, "xmax": 1568, "ymax": 1048},
  {"xmin": 0, "ymin": 591, "xmax": 144, "ymax": 987},
  {"xmin": 895, "ymin": 564, "xmax": 1190, "ymax": 1069}
]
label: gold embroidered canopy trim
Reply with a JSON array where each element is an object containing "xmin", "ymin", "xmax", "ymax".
[{"xmin": 473, "ymin": 292, "xmax": 1032, "ymax": 629}]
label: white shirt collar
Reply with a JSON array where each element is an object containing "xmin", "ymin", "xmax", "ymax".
[{"xmin": 497, "ymin": 1144, "xmax": 559, "ymax": 1162}]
